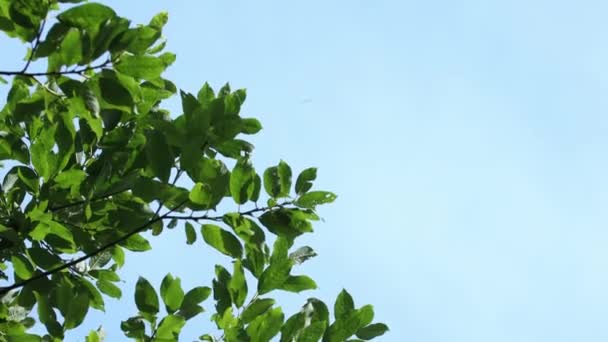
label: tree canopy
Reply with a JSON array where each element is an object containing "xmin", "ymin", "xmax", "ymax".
[{"xmin": 0, "ymin": 1, "xmax": 388, "ymax": 341}]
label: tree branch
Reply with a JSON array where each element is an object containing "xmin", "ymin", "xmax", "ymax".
[
  {"xmin": 0, "ymin": 200, "xmax": 188, "ymax": 295},
  {"xmin": 0, "ymin": 58, "xmax": 112, "ymax": 77},
  {"xmin": 20, "ymin": 18, "xmax": 46, "ymax": 74},
  {"xmin": 49, "ymin": 187, "xmax": 132, "ymax": 212},
  {"xmin": 163, "ymin": 201, "xmax": 293, "ymax": 222}
]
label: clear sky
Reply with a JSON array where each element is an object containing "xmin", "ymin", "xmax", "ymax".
[{"xmin": 4, "ymin": 0, "xmax": 608, "ymax": 341}]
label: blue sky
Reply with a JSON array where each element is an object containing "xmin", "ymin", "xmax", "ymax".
[{"xmin": 4, "ymin": 0, "xmax": 608, "ymax": 341}]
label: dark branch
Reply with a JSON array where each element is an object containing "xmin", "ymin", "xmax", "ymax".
[
  {"xmin": 0, "ymin": 200, "xmax": 188, "ymax": 295},
  {"xmin": 21, "ymin": 18, "xmax": 46, "ymax": 74},
  {"xmin": 49, "ymin": 187, "xmax": 131, "ymax": 212},
  {"xmin": 0, "ymin": 58, "xmax": 112, "ymax": 77},
  {"xmin": 164, "ymin": 201, "xmax": 293, "ymax": 222}
]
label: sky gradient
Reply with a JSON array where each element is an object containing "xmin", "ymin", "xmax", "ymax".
[{"xmin": 3, "ymin": 0, "xmax": 608, "ymax": 341}]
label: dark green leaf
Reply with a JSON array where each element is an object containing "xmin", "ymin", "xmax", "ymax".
[
  {"xmin": 121, "ymin": 317, "xmax": 145, "ymax": 339},
  {"xmin": 145, "ymin": 129, "xmax": 173, "ymax": 182},
  {"xmin": 135, "ymin": 277, "xmax": 159, "ymax": 315},
  {"xmin": 241, "ymin": 298, "xmax": 275, "ymax": 324},
  {"xmin": 181, "ymin": 286, "xmax": 211, "ymax": 308},
  {"xmin": 64, "ymin": 290, "xmax": 89, "ymax": 329},
  {"xmin": 295, "ymin": 167, "xmax": 317, "ymax": 195},
  {"xmin": 185, "ymin": 222, "xmax": 196, "ymax": 245},
  {"xmin": 335, "ymin": 289, "xmax": 355, "ymax": 320},
  {"xmin": 355, "ymin": 323, "xmax": 389, "ymax": 340}
]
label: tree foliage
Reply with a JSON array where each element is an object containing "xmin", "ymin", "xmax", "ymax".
[{"xmin": 0, "ymin": 1, "xmax": 389, "ymax": 341}]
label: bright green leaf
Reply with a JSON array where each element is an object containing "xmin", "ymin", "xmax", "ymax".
[
  {"xmin": 160, "ymin": 273, "xmax": 185, "ymax": 313},
  {"xmin": 201, "ymin": 224, "xmax": 243, "ymax": 259},
  {"xmin": 295, "ymin": 191, "xmax": 337, "ymax": 209}
]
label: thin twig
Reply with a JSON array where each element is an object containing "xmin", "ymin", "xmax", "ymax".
[
  {"xmin": 163, "ymin": 201, "xmax": 293, "ymax": 222},
  {"xmin": 21, "ymin": 18, "xmax": 46, "ymax": 74},
  {"xmin": 0, "ymin": 58, "xmax": 112, "ymax": 77},
  {"xmin": 49, "ymin": 187, "xmax": 131, "ymax": 212}
]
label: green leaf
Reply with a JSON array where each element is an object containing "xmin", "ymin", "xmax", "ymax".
[
  {"xmin": 228, "ymin": 259, "xmax": 247, "ymax": 308},
  {"xmin": 357, "ymin": 305, "xmax": 375, "ymax": 328},
  {"xmin": 189, "ymin": 182, "xmax": 214, "ymax": 208},
  {"xmin": 121, "ymin": 317, "xmax": 145, "ymax": 339},
  {"xmin": 112, "ymin": 246, "xmax": 125, "ymax": 268},
  {"xmin": 155, "ymin": 314, "xmax": 186, "ymax": 340},
  {"xmin": 230, "ymin": 158, "xmax": 255, "ymax": 204},
  {"xmin": 263, "ymin": 166, "xmax": 281, "ymax": 198},
  {"xmin": 241, "ymin": 298, "xmax": 275, "ymax": 324},
  {"xmin": 201, "ymin": 224, "xmax": 243, "ymax": 259},
  {"xmin": 280, "ymin": 312, "xmax": 306, "ymax": 342},
  {"xmin": 246, "ymin": 307, "xmax": 284, "ymax": 342},
  {"xmin": 183, "ymin": 286, "xmax": 211, "ymax": 304},
  {"xmin": 259, "ymin": 209, "xmax": 313, "ymax": 241},
  {"xmin": 258, "ymin": 259, "xmax": 292, "ymax": 295},
  {"xmin": 295, "ymin": 191, "xmax": 337, "ymax": 209},
  {"xmin": 27, "ymin": 247, "xmax": 62, "ymax": 271},
  {"xmin": 277, "ymin": 160, "xmax": 292, "ymax": 196},
  {"xmin": 197, "ymin": 82, "xmax": 215, "ymax": 107},
  {"xmin": 241, "ymin": 118, "xmax": 262, "ymax": 134},
  {"xmin": 280, "ymin": 275, "xmax": 317, "ymax": 293},
  {"xmin": 335, "ymin": 289, "xmax": 355, "ymax": 320},
  {"xmin": 295, "ymin": 167, "xmax": 317, "ymax": 195},
  {"xmin": 185, "ymin": 222, "xmax": 197, "ymax": 244},
  {"xmin": 324, "ymin": 312, "xmax": 363, "ymax": 342},
  {"xmin": 299, "ymin": 321, "xmax": 327, "ymax": 342},
  {"xmin": 34, "ymin": 291, "xmax": 62, "ymax": 338},
  {"xmin": 64, "ymin": 290, "xmax": 90, "ymax": 329},
  {"xmin": 78, "ymin": 279, "xmax": 105, "ymax": 311},
  {"xmin": 135, "ymin": 277, "xmax": 159, "ymax": 315},
  {"xmin": 160, "ymin": 273, "xmax": 185, "ymax": 313},
  {"xmin": 355, "ymin": 323, "xmax": 389, "ymax": 340},
  {"xmin": 263, "ymin": 160, "xmax": 291, "ymax": 198},
  {"xmin": 11, "ymin": 255, "xmax": 34, "ymax": 279},
  {"xmin": 119, "ymin": 234, "xmax": 152, "ymax": 252},
  {"xmin": 149, "ymin": 11, "xmax": 169, "ymax": 30},
  {"xmin": 59, "ymin": 28, "xmax": 82, "ymax": 66},
  {"xmin": 116, "ymin": 54, "xmax": 174, "ymax": 80},
  {"xmin": 57, "ymin": 3, "xmax": 116, "ymax": 37},
  {"xmin": 97, "ymin": 280, "xmax": 122, "ymax": 299},
  {"xmin": 145, "ymin": 129, "xmax": 173, "ymax": 182}
]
